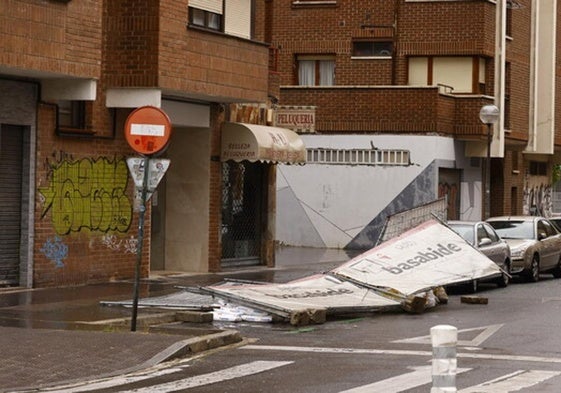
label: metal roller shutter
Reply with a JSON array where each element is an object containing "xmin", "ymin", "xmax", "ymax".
[{"xmin": 0, "ymin": 125, "xmax": 23, "ymax": 285}]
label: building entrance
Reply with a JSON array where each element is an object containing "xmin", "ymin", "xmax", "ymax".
[{"xmin": 221, "ymin": 161, "xmax": 264, "ymax": 267}]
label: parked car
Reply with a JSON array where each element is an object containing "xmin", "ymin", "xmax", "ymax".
[
  {"xmin": 486, "ymin": 216, "xmax": 561, "ymax": 282},
  {"xmin": 447, "ymin": 220, "xmax": 511, "ymax": 291},
  {"xmin": 548, "ymin": 216, "xmax": 561, "ymax": 233}
]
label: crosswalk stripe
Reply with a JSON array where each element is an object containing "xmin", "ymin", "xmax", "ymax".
[
  {"xmin": 243, "ymin": 344, "xmax": 561, "ymax": 364},
  {"xmin": 117, "ymin": 361, "xmax": 293, "ymax": 393},
  {"xmin": 15, "ymin": 368, "xmax": 186, "ymax": 393},
  {"xmin": 458, "ymin": 370, "xmax": 561, "ymax": 392},
  {"xmin": 339, "ymin": 366, "xmax": 471, "ymax": 392}
]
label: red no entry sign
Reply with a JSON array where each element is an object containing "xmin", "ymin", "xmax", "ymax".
[{"xmin": 124, "ymin": 106, "xmax": 172, "ymax": 155}]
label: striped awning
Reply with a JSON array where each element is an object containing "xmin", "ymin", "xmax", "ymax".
[{"xmin": 221, "ymin": 122, "xmax": 306, "ymax": 164}]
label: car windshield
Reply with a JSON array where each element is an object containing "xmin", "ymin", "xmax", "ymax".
[
  {"xmin": 448, "ymin": 224, "xmax": 474, "ymax": 244},
  {"xmin": 488, "ymin": 220, "xmax": 534, "ymax": 239}
]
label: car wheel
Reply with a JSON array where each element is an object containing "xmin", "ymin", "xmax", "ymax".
[
  {"xmin": 496, "ymin": 260, "xmax": 510, "ymax": 288},
  {"xmin": 552, "ymin": 256, "xmax": 561, "ymax": 279},
  {"xmin": 526, "ymin": 254, "xmax": 540, "ymax": 282}
]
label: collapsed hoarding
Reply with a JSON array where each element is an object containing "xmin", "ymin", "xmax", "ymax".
[
  {"xmin": 204, "ymin": 274, "xmax": 402, "ymax": 321},
  {"xmin": 203, "ymin": 219, "xmax": 502, "ymax": 323},
  {"xmin": 331, "ymin": 219, "xmax": 502, "ymax": 296}
]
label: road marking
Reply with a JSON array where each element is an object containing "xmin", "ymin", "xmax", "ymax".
[
  {"xmin": 243, "ymin": 345, "xmax": 561, "ymax": 364},
  {"xmin": 338, "ymin": 366, "xmax": 470, "ymax": 392},
  {"xmin": 542, "ymin": 297, "xmax": 561, "ymax": 303},
  {"xmin": 392, "ymin": 324, "xmax": 504, "ymax": 346},
  {"xmin": 16, "ymin": 368, "xmax": 186, "ymax": 393},
  {"xmin": 116, "ymin": 361, "xmax": 293, "ymax": 393},
  {"xmin": 458, "ymin": 369, "xmax": 561, "ymax": 392}
]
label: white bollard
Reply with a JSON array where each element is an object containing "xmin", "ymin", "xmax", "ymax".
[{"xmin": 430, "ymin": 324, "xmax": 458, "ymax": 393}]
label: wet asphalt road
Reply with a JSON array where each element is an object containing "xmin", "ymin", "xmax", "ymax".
[{"xmin": 16, "ymin": 275, "xmax": 561, "ymax": 392}]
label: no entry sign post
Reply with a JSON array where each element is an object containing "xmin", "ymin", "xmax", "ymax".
[{"xmin": 124, "ymin": 106, "xmax": 172, "ymax": 332}]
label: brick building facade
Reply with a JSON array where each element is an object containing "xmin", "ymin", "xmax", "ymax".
[
  {"xmin": 2, "ymin": 0, "xmax": 559, "ymax": 287},
  {"xmin": 1, "ymin": 0, "xmax": 304, "ymax": 288},
  {"xmin": 272, "ymin": 0, "xmax": 561, "ymax": 249}
]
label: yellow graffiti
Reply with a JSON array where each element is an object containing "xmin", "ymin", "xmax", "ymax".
[{"xmin": 40, "ymin": 157, "xmax": 133, "ymax": 235}]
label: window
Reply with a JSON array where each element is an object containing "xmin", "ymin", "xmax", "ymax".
[
  {"xmin": 529, "ymin": 161, "xmax": 547, "ymax": 176},
  {"xmin": 189, "ymin": 7, "xmax": 222, "ymax": 31},
  {"xmin": 483, "ymin": 223, "xmax": 500, "ymax": 243},
  {"xmin": 352, "ymin": 41, "xmax": 393, "ymax": 58},
  {"xmin": 188, "ymin": 0, "xmax": 253, "ymax": 39},
  {"xmin": 292, "ymin": 0, "xmax": 337, "ymax": 6},
  {"xmin": 297, "ymin": 56, "xmax": 335, "ymax": 86},
  {"xmin": 408, "ymin": 56, "xmax": 485, "ymax": 94},
  {"xmin": 57, "ymin": 100, "xmax": 86, "ymax": 130}
]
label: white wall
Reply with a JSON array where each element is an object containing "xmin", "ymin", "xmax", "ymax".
[{"xmin": 277, "ymin": 134, "xmax": 479, "ymax": 248}]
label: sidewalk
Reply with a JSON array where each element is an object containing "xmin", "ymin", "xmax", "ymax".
[{"xmin": 0, "ymin": 247, "xmax": 353, "ymax": 392}]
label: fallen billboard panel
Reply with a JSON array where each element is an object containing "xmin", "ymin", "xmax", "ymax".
[
  {"xmin": 198, "ymin": 219, "xmax": 501, "ymax": 324},
  {"xmin": 331, "ymin": 219, "xmax": 502, "ymax": 296},
  {"xmin": 203, "ymin": 274, "xmax": 402, "ymax": 321}
]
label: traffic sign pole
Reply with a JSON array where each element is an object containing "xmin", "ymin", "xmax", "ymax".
[
  {"xmin": 124, "ymin": 106, "xmax": 172, "ymax": 332},
  {"xmin": 130, "ymin": 156, "xmax": 150, "ymax": 332}
]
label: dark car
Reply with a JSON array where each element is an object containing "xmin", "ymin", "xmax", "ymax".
[
  {"xmin": 448, "ymin": 220, "xmax": 511, "ymax": 291},
  {"xmin": 486, "ymin": 216, "xmax": 561, "ymax": 282}
]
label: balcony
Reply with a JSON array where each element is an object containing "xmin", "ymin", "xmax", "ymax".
[{"xmin": 280, "ymin": 86, "xmax": 495, "ymax": 140}]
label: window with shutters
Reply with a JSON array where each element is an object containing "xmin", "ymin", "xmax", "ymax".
[{"xmin": 188, "ymin": 0, "xmax": 253, "ymax": 40}]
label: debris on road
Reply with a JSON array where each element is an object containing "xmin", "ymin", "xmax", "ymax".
[
  {"xmin": 202, "ymin": 219, "xmax": 501, "ymax": 324},
  {"xmin": 460, "ymin": 295, "xmax": 489, "ymax": 305},
  {"xmin": 103, "ymin": 219, "xmax": 501, "ymax": 326}
]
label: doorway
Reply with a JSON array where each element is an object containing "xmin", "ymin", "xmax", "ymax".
[
  {"xmin": 221, "ymin": 161, "xmax": 265, "ymax": 267},
  {"xmin": 438, "ymin": 168, "xmax": 461, "ymax": 220}
]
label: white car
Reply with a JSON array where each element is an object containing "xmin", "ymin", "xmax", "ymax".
[{"xmin": 486, "ymin": 216, "xmax": 561, "ymax": 282}]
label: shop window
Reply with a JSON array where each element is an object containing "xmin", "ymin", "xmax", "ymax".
[
  {"xmin": 57, "ymin": 100, "xmax": 86, "ymax": 131},
  {"xmin": 297, "ymin": 56, "xmax": 335, "ymax": 86},
  {"xmin": 352, "ymin": 41, "xmax": 393, "ymax": 58}
]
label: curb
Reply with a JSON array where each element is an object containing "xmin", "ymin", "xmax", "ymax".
[{"xmin": 146, "ymin": 329, "xmax": 243, "ymax": 364}]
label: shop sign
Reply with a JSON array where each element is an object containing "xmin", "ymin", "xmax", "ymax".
[{"xmin": 274, "ymin": 106, "xmax": 316, "ymax": 133}]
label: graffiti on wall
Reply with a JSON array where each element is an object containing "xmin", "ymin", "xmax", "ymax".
[
  {"xmin": 523, "ymin": 181, "xmax": 552, "ymax": 217},
  {"xmin": 40, "ymin": 236, "xmax": 68, "ymax": 268},
  {"xmin": 101, "ymin": 234, "xmax": 138, "ymax": 254},
  {"xmin": 39, "ymin": 156, "xmax": 133, "ymax": 235}
]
